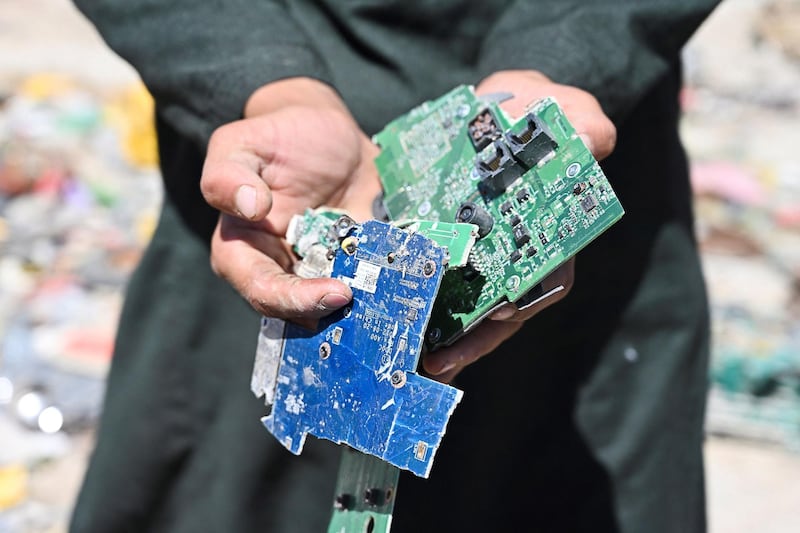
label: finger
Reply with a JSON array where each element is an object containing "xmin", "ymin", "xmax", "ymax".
[
  {"xmin": 541, "ymin": 86, "xmax": 616, "ymax": 160},
  {"xmin": 475, "ymin": 70, "xmax": 552, "ymax": 118},
  {"xmin": 489, "ymin": 258, "xmax": 575, "ymax": 322},
  {"xmin": 570, "ymin": 112, "xmax": 617, "ymax": 161},
  {"xmin": 211, "ymin": 215, "xmax": 352, "ymax": 320},
  {"xmin": 422, "ymin": 320, "xmax": 524, "ymax": 382},
  {"xmin": 200, "ymin": 118, "xmax": 276, "ymax": 221}
]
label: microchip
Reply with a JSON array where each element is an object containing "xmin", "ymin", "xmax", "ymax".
[
  {"xmin": 509, "ymin": 214, "xmax": 522, "ymax": 227},
  {"xmin": 513, "ymin": 226, "xmax": 531, "ymax": 248},
  {"xmin": 580, "ymin": 194, "xmax": 598, "ymax": 213},
  {"xmin": 500, "ymin": 201, "xmax": 513, "ymax": 215},
  {"xmin": 516, "ymin": 188, "xmax": 530, "ymax": 203},
  {"xmin": 526, "ymin": 247, "xmax": 537, "ymax": 257},
  {"xmin": 510, "ymin": 250, "xmax": 522, "ymax": 263}
]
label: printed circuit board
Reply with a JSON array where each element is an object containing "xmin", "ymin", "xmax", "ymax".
[
  {"xmin": 257, "ymin": 218, "xmax": 464, "ymax": 478},
  {"xmin": 374, "ymin": 85, "xmax": 624, "ymax": 348}
]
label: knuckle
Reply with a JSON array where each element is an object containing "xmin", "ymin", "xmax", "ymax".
[
  {"xmin": 209, "ymin": 229, "xmax": 225, "ymax": 277},
  {"xmin": 209, "ymin": 253, "xmax": 221, "ymax": 277},
  {"xmin": 605, "ymin": 121, "xmax": 618, "ymax": 149},
  {"xmin": 208, "ymin": 122, "xmax": 232, "ymax": 146},
  {"xmin": 246, "ymin": 279, "xmax": 275, "ymax": 317},
  {"xmin": 199, "ymin": 173, "xmax": 214, "ymax": 201},
  {"xmin": 246, "ymin": 272, "xmax": 309, "ymax": 319}
]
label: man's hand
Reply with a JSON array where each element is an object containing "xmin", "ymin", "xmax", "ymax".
[
  {"xmin": 422, "ymin": 70, "xmax": 616, "ymax": 383},
  {"xmin": 201, "ymin": 78, "xmax": 381, "ymax": 321},
  {"xmin": 200, "ymin": 72, "xmax": 615, "ymax": 383}
]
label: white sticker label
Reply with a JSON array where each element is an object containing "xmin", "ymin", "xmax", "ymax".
[{"xmin": 352, "ymin": 261, "xmax": 381, "ymax": 294}]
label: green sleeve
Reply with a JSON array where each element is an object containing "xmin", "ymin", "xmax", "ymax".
[
  {"xmin": 73, "ymin": 0, "xmax": 333, "ymax": 147},
  {"xmin": 476, "ymin": 0, "xmax": 721, "ymax": 121}
]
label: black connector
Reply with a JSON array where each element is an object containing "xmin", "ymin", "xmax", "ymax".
[
  {"xmin": 467, "ymin": 108, "xmax": 501, "ymax": 151},
  {"xmin": 504, "ymin": 113, "xmax": 558, "ymax": 168},
  {"xmin": 475, "ymin": 140, "xmax": 525, "ymax": 199}
]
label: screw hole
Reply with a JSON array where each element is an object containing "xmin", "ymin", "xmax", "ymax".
[
  {"xmin": 422, "ymin": 259, "xmax": 436, "ymax": 277},
  {"xmin": 319, "ymin": 342, "xmax": 331, "ymax": 359}
]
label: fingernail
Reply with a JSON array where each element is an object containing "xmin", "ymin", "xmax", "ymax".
[
  {"xmin": 235, "ymin": 185, "xmax": 257, "ymax": 219},
  {"xmin": 491, "ymin": 305, "xmax": 515, "ymax": 320},
  {"xmin": 429, "ymin": 362, "xmax": 456, "ymax": 376},
  {"xmin": 320, "ymin": 293, "xmax": 350, "ymax": 311},
  {"xmin": 579, "ymin": 134, "xmax": 596, "ymax": 156}
]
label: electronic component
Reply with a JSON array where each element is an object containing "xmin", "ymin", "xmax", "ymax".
[
  {"xmin": 580, "ymin": 194, "xmax": 598, "ymax": 213},
  {"xmin": 328, "ymin": 447, "xmax": 398, "ymax": 533},
  {"xmin": 504, "ymin": 112, "xmax": 558, "ymax": 167},
  {"xmin": 467, "ymin": 108, "xmax": 501, "ymax": 151},
  {"xmin": 256, "ymin": 219, "xmax": 464, "ymax": 478},
  {"xmin": 476, "ymin": 140, "xmax": 525, "ymax": 199},
  {"xmin": 374, "ymin": 86, "xmax": 624, "ymax": 349},
  {"xmin": 455, "ymin": 202, "xmax": 494, "ymax": 238},
  {"xmin": 513, "ymin": 225, "xmax": 531, "ymax": 248}
]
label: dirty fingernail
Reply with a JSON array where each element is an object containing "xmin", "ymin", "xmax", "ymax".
[
  {"xmin": 235, "ymin": 185, "xmax": 257, "ymax": 219},
  {"xmin": 429, "ymin": 361, "xmax": 456, "ymax": 376},
  {"xmin": 491, "ymin": 305, "xmax": 515, "ymax": 320},
  {"xmin": 320, "ymin": 293, "xmax": 350, "ymax": 311}
]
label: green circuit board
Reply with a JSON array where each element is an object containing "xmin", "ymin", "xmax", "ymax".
[{"xmin": 374, "ymin": 85, "xmax": 624, "ymax": 349}]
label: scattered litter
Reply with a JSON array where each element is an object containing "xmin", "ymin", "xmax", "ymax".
[{"xmin": 0, "ymin": 72, "xmax": 162, "ymax": 527}]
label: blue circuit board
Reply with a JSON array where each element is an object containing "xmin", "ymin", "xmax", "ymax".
[{"xmin": 261, "ymin": 220, "xmax": 463, "ymax": 477}]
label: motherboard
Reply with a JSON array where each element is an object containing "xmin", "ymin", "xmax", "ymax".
[
  {"xmin": 374, "ymin": 85, "xmax": 624, "ymax": 348},
  {"xmin": 256, "ymin": 217, "xmax": 466, "ymax": 477}
]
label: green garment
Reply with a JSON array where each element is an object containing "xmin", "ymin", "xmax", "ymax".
[{"xmin": 71, "ymin": 1, "xmax": 719, "ymax": 532}]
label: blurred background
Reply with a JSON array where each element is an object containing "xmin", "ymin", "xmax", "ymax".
[{"xmin": 1, "ymin": 0, "xmax": 799, "ymax": 531}]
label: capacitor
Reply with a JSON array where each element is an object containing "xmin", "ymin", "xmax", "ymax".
[{"xmin": 455, "ymin": 201, "xmax": 494, "ymax": 238}]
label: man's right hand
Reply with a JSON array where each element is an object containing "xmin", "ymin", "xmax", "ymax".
[{"xmin": 200, "ymin": 77, "xmax": 381, "ymax": 321}]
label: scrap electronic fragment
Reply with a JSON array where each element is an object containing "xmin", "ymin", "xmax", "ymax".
[{"xmin": 251, "ymin": 85, "xmax": 624, "ymax": 477}]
